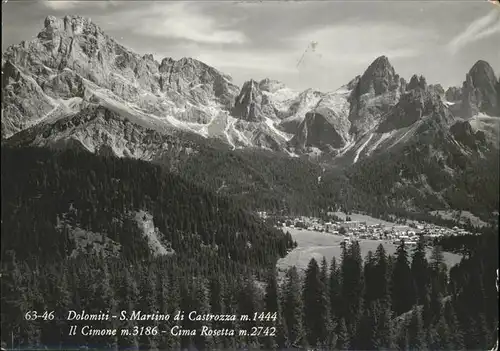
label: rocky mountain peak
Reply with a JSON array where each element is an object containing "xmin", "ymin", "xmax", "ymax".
[
  {"xmin": 244, "ymin": 79, "xmax": 260, "ymax": 90},
  {"xmin": 258, "ymin": 78, "xmax": 287, "ymax": 93},
  {"xmin": 178, "ymin": 57, "xmax": 197, "ymax": 66},
  {"xmin": 157, "ymin": 56, "xmax": 237, "ymax": 95},
  {"xmin": 39, "ymin": 15, "xmax": 102, "ymax": 41},
  {"xmin": 158, "ymin": 57, "xmax": 205, "ymax": 72},
  {"xmin": 347, "ymin": 56, "xmax": 402, "ymax": 136},
  {"xmin": 370, "ymin": 55, "xmax": 391, "ymax": 69},
  {"xmin": 469, "ymin": 60, "xmax": 496, "ymax": 79},
  {"xmin": 232, "ymin": 79, "xmax": 265, "ymax": 122},
  {"xmin": 377, "ymin": 87, "xmax": 450, "ymax": 133},
  {"xmin": 445, "ymin": 86, "xmax": 462, "ymax": 102},
  {"xmin": 2, "ymin": 14, "xmax": 498, "ymax": 171},
  {"xmin": 44, "ymin": 15, "xmax": 57, "ymax": 27},
  {"xmin": 258, "ymin": 77, "xmax": 272, "ymax": 86},
  {"xmin": 358, "ymin": 55, "xmax": 399, "ymax": 96},
  {"xmin": 429, "ymin": 84, "xmax": 444, "ymax": 97},
  {"xmin": 407, "ymin": 74, "xmax": 428, "ymax": 91},
  {"xmin": 238, "ymin": 79, "xmax": 261, "ymax": 99},
  {"xmin": 142, "ymin": 53, "xmax": 155, "ymax": 62},
  {"xmin": 1, "ymin": 15, "xmax": 242, "ymax": 136},
  {"xmin": 460, "ymin": 60, "xmax": 499, "ymax": 117},
  {"xmin": 290, "ymin": 91, "xmax": 352, "ymax": 152},
  {"xmin": 159, "ymin": 57, "xmax": 175, "ymax": 67},
  {"xmin": 4, "ymin": 14, "xmax": 118, "ymax": 80},
  {"xmin": 450, "ymin": 120, "xmax": 487, "ymax": 150},
  {"xmin": 346, "ymin": 75, "xmax": 361, "ymax": 90}
]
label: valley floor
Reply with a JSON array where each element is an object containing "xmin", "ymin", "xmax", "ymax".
[{"xmin": 277, "ymin": 227, "xmax": 463, "ymax": 272}]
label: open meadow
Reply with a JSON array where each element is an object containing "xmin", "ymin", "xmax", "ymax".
[{"xmin": 277, "ymin": 227, "xmax": 463, "ymax": 272}]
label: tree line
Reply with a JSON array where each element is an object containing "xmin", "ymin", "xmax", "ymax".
[
  {"xmin": 1, "ymin": 234, "xmax": 497, "ymax": 350},
  {"xmin": 0, "ymin": 146, "xmax": 497, "ymax": 350}
]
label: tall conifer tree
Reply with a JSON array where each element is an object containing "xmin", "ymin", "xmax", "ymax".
[{"xmin": 391, "ymin": 241, "xmax": 415, "ymax": 315}]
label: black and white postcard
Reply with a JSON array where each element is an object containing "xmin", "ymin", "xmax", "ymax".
[{"xmin": 1, "ymin": 0, "xmax": 499, "ymax": 350}]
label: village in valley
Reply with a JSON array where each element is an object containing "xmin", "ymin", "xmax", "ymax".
[{"xmin": 259, "ymin": 211, "xmax": 478, "ymax": 246}]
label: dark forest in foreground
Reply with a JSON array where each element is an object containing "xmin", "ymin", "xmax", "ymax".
[{"xmin": 0, "ymin": 147, "xmax": 498, "ymax": 350}]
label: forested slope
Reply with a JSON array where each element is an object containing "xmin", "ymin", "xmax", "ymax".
[{"xmin": 0, "ymin": 146, "xmax": 295, "ymax": 268}]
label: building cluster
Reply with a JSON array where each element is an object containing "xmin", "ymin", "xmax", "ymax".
[{"xmin": 262, "ymin": 212, "xmax": 477, "ymax": 244}]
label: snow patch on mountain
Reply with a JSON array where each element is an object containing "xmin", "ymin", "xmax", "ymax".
[
  {"xmin": 261, "ymin": 85, "xmax": 300, "ymax": 113},
  {"xmin": 366, "ymin": 131, "xmax": 394, "ymax": 156},
  {"xmin": 280, "ymin": 89, "xmax": 324, "ymax": 124},
  {"xmin": 307, "ymin": 147, "xmax": 323, "ymax": 157},
  {"xmin": 80, "ymin": 77, "xmax": 208, "ymax": 137},
  {"xmin": 337, "ymin": 140, "xmax": 354, "ymax": 157},
  {"xmin": 225, "ymin": 121, "xmax": 236, "ymax": 150},
  {"xmin": 285, "ymin": 149, "xmax": 300, "ymax": 158},
  {"xmin": 196, "ymin": 111, "xmax": 227, "ymax": 138},
  {"xmin": 353, "ymin": 133, "xmax": 374, "ymax": 163},
  {"xmin": 322, "ymin": 88, "xmax": 352, "ymax": 113},
  {"xmin": 451, "ymin": 137, "xmax": 474, "ymax": 156},
  {"xmin": 264, "ymin": 117, "xmax": 294, "ymax": 141},
  {"xmin": 468, "ymin": 113, "xmax": 500, "ymax": 145},
  {"xmin": 388, "ymin": 122, "xmax": 420, "ymax": 149},
  {"xmin": 3, "ymin": 16, "xmax": 499, "ymax": 168},
  {"xmin": 225, "ymin": 117, "xmax": 252, "ymax": 147}
]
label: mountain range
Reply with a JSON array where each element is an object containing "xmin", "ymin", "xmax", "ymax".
[
  {"xmin": 1, "ymin": 16, "xmax": 499, "ymax": 350},
  {"xmin": 2, "ymin": 15, "xmax": 500, "ymax": 221}
]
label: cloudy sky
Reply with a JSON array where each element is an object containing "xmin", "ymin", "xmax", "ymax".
[{"xmin": 2, "ymin": 0, "xmax": 500, "ymax": 91}]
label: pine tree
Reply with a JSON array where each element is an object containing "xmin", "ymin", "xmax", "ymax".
[
  {"xmin": 320, "ymin": 256, "xmax": 329, "ymax": 283},
  {"xmin": 374, "ymin": 244, "xmax": 390, "ymax": 304},
  {"xmin": 407, "ymin": 307, "xmax": 427, "ymax": 350},
  {"xmin": 411, "ymin": 238, "xmax": 430, "ymax": 304},
  {"xmin": 336, "ymin": 318, "xmax": 350, "ymax": 351},
  {"xmin": 282, "ymin": 266, "xmax": 305, "ymax": 348},
  {"xmin": 193, "ymin": 280, "xmax": 212, "ymax": 351},
  {"xmin": 179, "ymin": 281, "xmax": 195, "ymax": 350},
  {"xmin": 208, "ymin": 275, "xmax": 224, "ymax": 348},
  {"xmin": 429, "ymin": 277, "xmax": 443, "ymax": 324},
  {"xmin": 303, "ymin": 258, "xmax": 330, "ymax": 348},
  {"xmin": 422, "ymin": 292, "xmax": 433, "ymax": 327},
  {"xmin": 430, "ymin": 245, "xmax": 444, "ymax": 272},
  {"xmin": 156, "ymin": 271, "xmax": 176, "ymax": 350},
  {"xmin": 51, "ymin": 267, "xmax": 72, "ymax": 347},
  {"xmin": 92, "ymin": 261, "xmax": 118, "ymax": 349},
  {"xmin": 364, "ymin": 251, "xmax": 377, "ymax": 306},
  {"xmin": 21, "ymin": 268, "xmax": 43, "ymax": 347},
  {"xmin": 430, "ymin": 245, "xmax": 448, "ymax": 296},
  {"xmin": 375, "ymin": 305, "xmax": 396, "ymax": 350},
  {"xmin": 443, "ymin": 300, "xmax": 465, "ymax": 350},
  {"xmin": 329, "ymin": 256, "xmax": 341, "ymax": 324},
  {"xmin": 263, "ymin": 267, "xmax": 280, "ymax": 350},
  {"xmin": 341, "ymin": 241, "xmax": 364, "ymax": 333},
  {"xmin": 475, "ymin": 313, "xmax": 492, "ymax": 350},
  {"xmin": 1, "ymin": 253, "xmax": 38, "ymax": 348},
  {"xmin": 434, "ymin": 316, "xmax": 452, "ymax": 350},
  {"xmin": 238, "ymin": 275, "xmax": 261, "ymax": 348},
  {"xmin": 397, "ymin": 329, "xmax": 410, "ymax": 351},
  {"xmin": 111, "ymin": 266, "xmax": 138, "ymax": 348},
  {"xmin": 426, "ymin": 325, "xmax": 438, "ymax": 350},
  {"xmin": 221, "ymin": 280, "xmax": 238, "ymax": 350},
  {"xmin": 391, "ymin": 241, "xmax": 415, "ymax": 316},
  {"xmin": 352, "ymin": 303, "xmax": 378, "ymax": 350},
  {"xmin": 320, "ymin": 256, "xmax": 334, "ymax": 348},
  {"xmin": 275, "ymin": 317, "xmax": 288, "ymax": 350}
]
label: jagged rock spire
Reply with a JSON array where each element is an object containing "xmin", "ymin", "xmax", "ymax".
[
  {"xmin": 461, "ymin": 60, "xmax": 499, "ymax": 117},
  {"xmin": 358, "ymin": 55, "xmax": 399, "ymax": 96},
  {"xmin": 407, "ymin": 74, "xmax": 428, "ymax": 91},
  {"xmin": 232, "ymin": 80, "xmax": 264, "ymax": 122}
]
